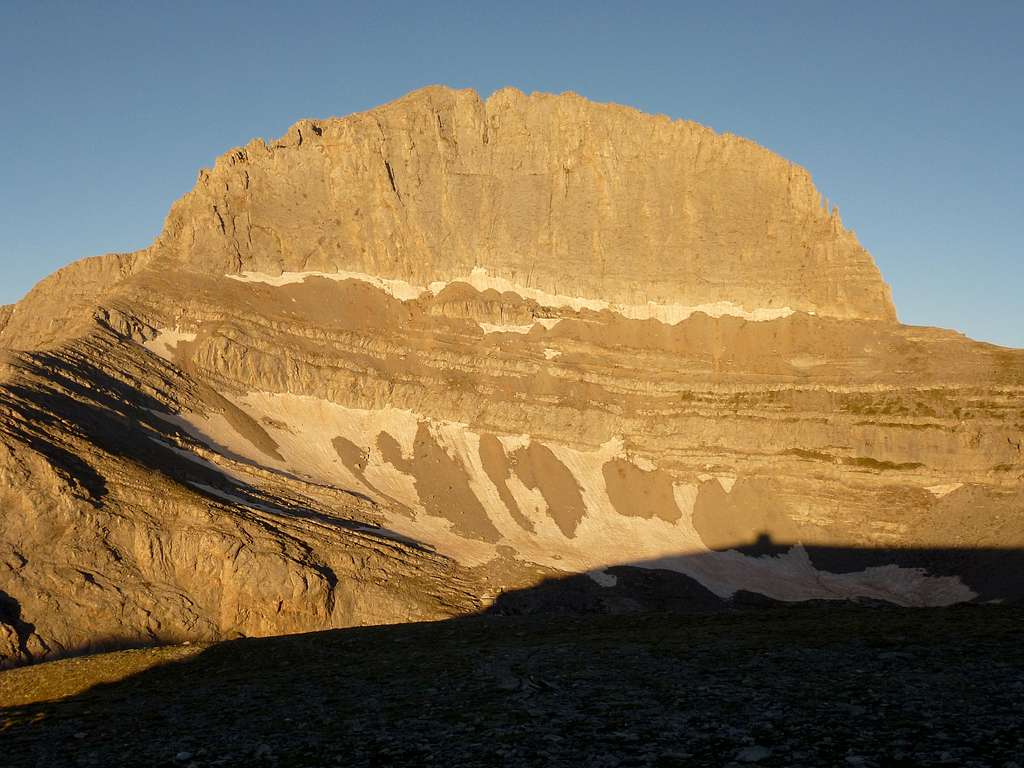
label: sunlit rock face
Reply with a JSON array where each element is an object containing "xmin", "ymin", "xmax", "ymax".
[{"xmin": 1, "ymin": 87, "xmax": 1022, "ymax": 666}]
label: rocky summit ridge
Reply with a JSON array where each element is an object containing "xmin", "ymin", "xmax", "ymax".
[
  {"xmin": 3, "ymin": 86, "xmax": 895, "ymax": 349},
  {"xmin": 1, "ymin": 86, "xmax": 1022, "ymax": 668}
]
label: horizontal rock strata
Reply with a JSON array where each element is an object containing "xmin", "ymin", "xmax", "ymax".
[{"xmin": 1, "ymin": 86, "xmax": 1021, "ymax": 666}]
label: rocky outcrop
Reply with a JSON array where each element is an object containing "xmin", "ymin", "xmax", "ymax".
[
  {"xmin": 0, "ymin": 253, "xmax": 145, "ymax": 349},
  {"xmin": 9, "ymin": 86, "xmax": 893, "ymax": 356},
  {"xmin": 0, "ymin": 334, "xmax": 482, "ymax": 668},
  {"xmin": 0, "ymin": 87, "xmax": 1020, "ymax": 667},
  {"xmin": 163, "ymin": 87, "xmax": 894, "ymax": 321}
]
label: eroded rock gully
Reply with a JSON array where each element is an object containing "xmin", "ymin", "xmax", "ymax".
[{"xmin": 1, "ymin": 86, "xmax": 1022, "ymax": 666}]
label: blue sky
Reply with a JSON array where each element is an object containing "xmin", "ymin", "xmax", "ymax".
[{"xmin": 1, "ymin": 1, "xmax": 1021, "ymax": 346}]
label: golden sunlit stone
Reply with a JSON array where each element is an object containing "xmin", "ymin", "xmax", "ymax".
[{"xmin": 1, "ymin": 87, "xmax": 1021, "ymax": 668}]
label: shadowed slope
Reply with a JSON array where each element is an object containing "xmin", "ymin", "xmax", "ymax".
[{"xmin": 2, "ymin": 605, "xmax": 1023, "ymax": 767}]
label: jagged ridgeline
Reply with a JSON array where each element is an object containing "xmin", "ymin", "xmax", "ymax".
[{"xmin": 1, "ymin": 86, "xmax": 1022, "ymax": 667}]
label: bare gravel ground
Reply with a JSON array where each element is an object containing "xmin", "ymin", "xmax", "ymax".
[{"xmin": 2, "ymin": 606, "xmax": 1023, "ymax": 767}]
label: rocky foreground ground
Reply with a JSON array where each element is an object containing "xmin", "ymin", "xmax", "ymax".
[{"xmin": 1, "ymin": 606, "xmax": 1022, "ymax": 767}]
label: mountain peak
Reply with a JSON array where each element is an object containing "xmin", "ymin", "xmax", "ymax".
[
  {"xmin": 151, "ymin": 85, "xmax": 896, "ymax": 323},
  {"xmin": 5, "ymin": 88, "xmax": 1018, "ymax": 672}
]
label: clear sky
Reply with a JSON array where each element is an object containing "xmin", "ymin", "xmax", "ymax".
[{"xmin": 1, "ymin": 1, "xmax": 1021, "ymax": 346}]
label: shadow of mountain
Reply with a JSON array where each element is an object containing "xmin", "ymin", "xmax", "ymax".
[
  {"xmin": 0, "ymin": 592, "xmax": 35, "ymax": 661},
  {"xmin": 2, "ymin": 597, "xmax": 1022, "ymax": 768},
  {"xmin": 6, "ymin": 338, "xmax": 1024, "ymax": 764},
  {"xmin": 798, "ymin": 541, "xmax": 1024, "ymax": 603},
  {"xmin": 4, "ymin": 536, "xmax": 1020, "ymax": 678},
  {"xmin": 487, "ymin": 564, "xmax": 731, "ymax": 615},
  {"xmin": 486, "ymin": 537, "xmax": 1024, "ymax": 616}
]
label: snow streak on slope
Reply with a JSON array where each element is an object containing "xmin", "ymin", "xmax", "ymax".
[
  {"xmin": 228, "ymin": 268, "xmax": 796, "ymax": 324},
  {"xmin": 170, "ymin": 390, "xmax": 975, "ymax": 607}
]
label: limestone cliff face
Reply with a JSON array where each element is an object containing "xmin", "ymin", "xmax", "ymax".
[
  {"xmin": 1, "ymin": 87, "xmax": 1021, "ymax": 668},
  {"xmin": 153, "ymin": 86, "xmax": 894, "ymax": 321}
]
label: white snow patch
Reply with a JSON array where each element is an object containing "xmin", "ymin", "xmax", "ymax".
[
  {"xmin": 171, "ymin": 392, "xmax": 495, "ymax": 566},
  {"xmin": 789, "ymin": 355, "xmax": 827, "ymax": 369},
  {"xmin": 696, "ymin": 474, "xmax": 736, "ymax": 492},
  {"xmin": 350, "ymin": 524, "xmax": 426, "ymax": 547},
  {"xmin": 186, "ymin": 482, "xmax": 420, "ymax": 548},
  {"xmin": 145, "ymin": 434, "xmax": 248, "ymax": 484},
  {"xmin": 478, "ymin": 319, "xmax": 563, "ymax": 335},
  {"xmin": 187, "ymin": 482, "xmax": 281, "ymax": 513},
  {"xmin": 926, "ymin": 482, "xmax": 963, "ymax": 498},
  {"xmin": 227, "ymin": 270, "xmax": 425, "ymax": 300},
  {"xmin": 226, "ymin": 267, "xmax": 793, "ymax": 324},
  {"xmin": 167, "ymin": 391, "xmax": 978, "ymax": 606},
  {"xmin": 459, "ymin": 268, "xmax": 793, "ymax": 323},
  {"xmin": 588, "ymin": 570, "xmax": 618, "ymax": 588},
  {"xmin": 478, "ymin": 322, "xmax": 536, "ymax": 335},
  {"xmin": 631, "ymin": 455, "xmax": 658, "ymax": 472},
  {"xmin": 641, "ymin": 545, "xmax": 974, "ymax": 607},
  {"xmin": 143, "ymin": 329, "xmax": 197, "ymax": 361}
]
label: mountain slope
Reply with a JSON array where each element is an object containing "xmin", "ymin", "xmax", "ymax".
[{"xmin": 1, "ymin": 86, "xmax": 1022, "ymax": 667}]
